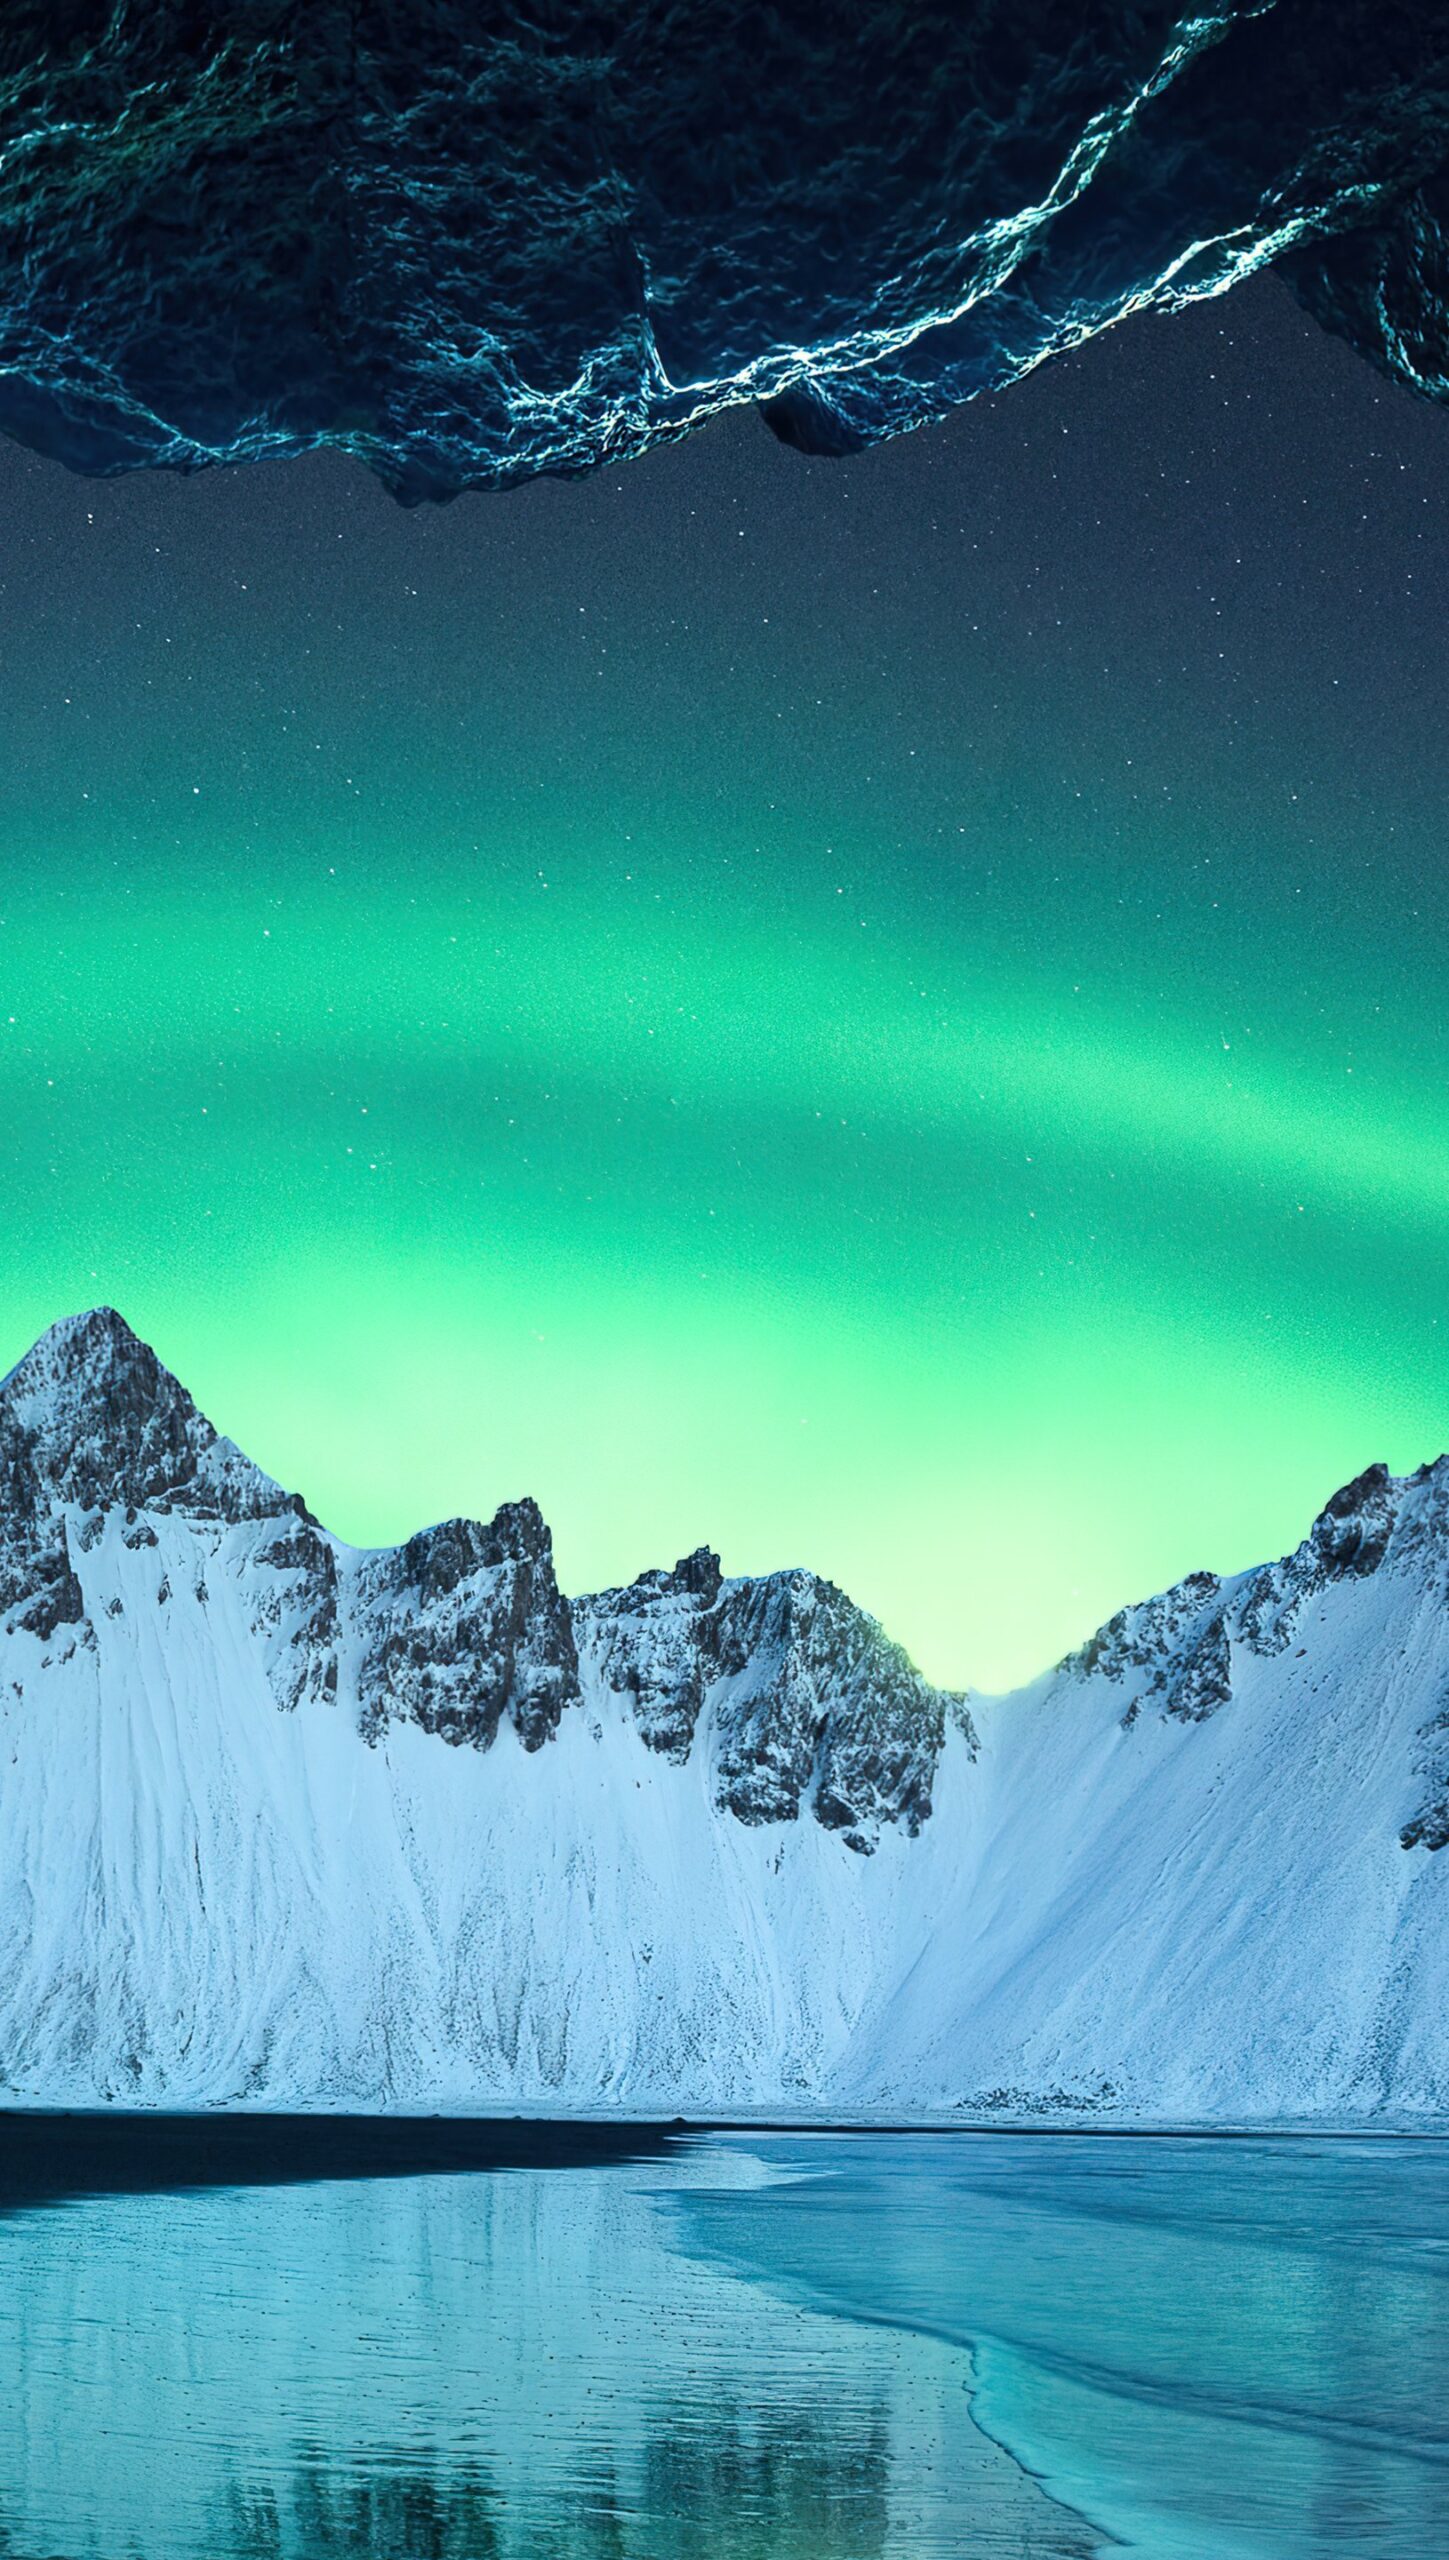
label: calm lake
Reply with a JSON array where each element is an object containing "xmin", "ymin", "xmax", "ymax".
[{"xmin": 0, "ymin": 2121, "xmax": 1442, "ymax": 2558}]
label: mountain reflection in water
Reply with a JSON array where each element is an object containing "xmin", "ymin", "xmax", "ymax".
[
  {"xmin": 215, "ymin": 2402, "xmax": 896, "ymax": 2560},
  {"xmin": 0, "ymin": 2119, "xmax": 1084, "ymax": 2560},
  {"xmin": 225, "ymin": 2459, "xmax": 505, "ymax": 2560}
]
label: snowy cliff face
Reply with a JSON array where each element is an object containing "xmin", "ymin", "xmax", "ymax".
[{"xmin": 0, "ymin": 1308, "xmax": 1446, "ymax": 2123}]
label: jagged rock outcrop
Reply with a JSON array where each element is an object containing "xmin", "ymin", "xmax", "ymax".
[
  {"xmin": 251, "ymin": 1519, "xmax": 339, "ymax": 1713},
  {"xmin": 1402, "ymin": 1705, "xmax": 1449, "ymax": 1855},
  {"xmin": 0, "ymin": 1308, "xmax": 314, "ymax": 1697},
  {"xmin": 707, "ymin": 1570, "xmax": 968, "ymax": 1850},
  {"xmin": 3, "ymin": 11, "xmax": 1449, "ymax": 497},
  {"xmin": 1066, "ymin": 1457, "xmax": 1449, "ymax": 1739},
  {"xmin": 357, "ymin": 1503, "xmax": 579, "ymax": 1754},
  {"xmin": 579, "ymin": 1554, "xmax": 971, "ymax": 1852},
  {"xmin": 578, "ymin": 1547, "xmax": 723, "ymax": 1762},
  {"xmin": 1066, "ymin": 1564, "xmax": 1238, "ymax": 1726},
  {"xmin": 1, "ymin": 1306, "xmax": 289, "ymax": 1523},
  {"xmin": 1237, "ymin": 1461, "xmax": 1404, "ymax": 1656}
]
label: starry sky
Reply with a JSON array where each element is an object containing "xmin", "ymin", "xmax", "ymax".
[{"xmin": 2, "ymin": 275, "xmax": 1449, "ymax": 1691}]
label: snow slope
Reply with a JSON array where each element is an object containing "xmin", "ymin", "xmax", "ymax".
[{"xmin": 0, "ymin": 1309, "xmax": 1444, "ymax": 2122}]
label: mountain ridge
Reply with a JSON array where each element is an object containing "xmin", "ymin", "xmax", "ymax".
[
  {"xmin": 0, "ymin": 1307, "xmax": 967, "ymax": 1854},
  {"xmin": 0, "ymin": 1307, "xmax": 1444, "ymax": 2122}
]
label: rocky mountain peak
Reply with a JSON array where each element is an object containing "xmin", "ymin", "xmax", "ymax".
[
  {"xmin": 575, "ymin": 1557, "xmax": 971, "ymax": 1852},
  {"xmin": 664, "ymin": 1546, "xmax": 724, "ymax": 1603},
  {"xmin": 8, "ymin": 1303, "xmax": 1449, "ymax": 2117},
  {"xmin": 1069, "ymin": 1450, "xmax": 1449, "ymax": 1737},
  {"xmin": 1308, "ymin": 1462, "xmax": 1399, "ymax": 1577},
  {"xmin": 359, "ymin": 1496, "xmax": 578, "ymax": 1755},
  {"xmin": 393, "ymin": 1498, "xmax": 552, "ymax": 1604},
  {"xmin": 1, "ymin": 1306, "xmax": 285, "ymax": 1524},
  {"xmin": 4, "ymin": 1305, "xmax": 183, "ymax": 1434},
  {"xmin": 482, "ymin": 1496, "xmax": 554, "ymax": 1568}
]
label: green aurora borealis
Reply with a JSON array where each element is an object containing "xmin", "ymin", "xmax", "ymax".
[{"xmin": 4, "ymin": 280, "xmax": 1449, "ymax": 1690}]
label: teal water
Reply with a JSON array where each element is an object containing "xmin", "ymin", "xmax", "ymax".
[
  {"xmin": 0, "ymin": 2124, "xmax": 1441, "ymax": 2557},
  {"xmin": 672, "ymin": 2135, "xmax": 1449, "ymax": 2560}
]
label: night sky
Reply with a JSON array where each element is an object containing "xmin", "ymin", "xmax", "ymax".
[{"xmin": 3, "ymin": 275, "xmax": 1449, "ymax": 1691}]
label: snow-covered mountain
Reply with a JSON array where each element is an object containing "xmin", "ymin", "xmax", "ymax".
[{"xmin": 0, "ymin": 1308, "xmax": 1444, "ymax": 2123}]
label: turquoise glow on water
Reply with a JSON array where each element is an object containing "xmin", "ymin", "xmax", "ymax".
[
  {"xmin": 678, "ymin": 2134, "xmax": 1449, "ymax": 2559},
  {"xmin": 0, "ymin": 2126, "xmax": 1442, "ymax": 2557}
]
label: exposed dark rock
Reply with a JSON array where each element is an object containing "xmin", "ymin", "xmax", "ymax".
[
  {"xmin": 1067, "ymin": 1569, "xmax": 1222, "ymax": 1684},
  {"xmin": 1068, "ymin": 1566, "xmax": 1240, "ymax": 1725},
  {"xmin": 255, "ymin": 1519, "xmax": 339, "ymax": 1712},
  {"xmin": 1, "ymin": 1306, "xmax": 290, "ymax": 1523},
  {"xmin": 577, "ymin": 1549, "xmax": 724, "ymax": 1761},
  {"xmin": 704, "ymin": 1570, "xmax": 970, "ymax": 1849},
  {"xmin": 1, "ymin": 12, "xmax": 1448, "ymax": 498},
  {"xmin": 0, "ymin": 1306, "xmax": 295, "ymax": 1658},
  {"xmin": 577, "ymin": 1552, "xmax": 970, "ymax": 1848},
  {"xmin": 0, "ymin": 1315, "xmax": 968, "ymax": 1830},
  {"xmin": 1402, "ymin": 1802, "xmax": 1449, "ymax": 1853},
  {"xmin": 1239, "ymin": 1462, "xmax": 1404, "ymax": 1657},
  {"xmin": 357, "ymin": 1501, "xmax": 580, "ymax": 1752},
  {"xmin": 1310, "ymin": 1464, "xmax": 1399, "ymax": 1578},
  {"xmin": 1069, "ymin": 1562, "xmax": 1243, "ymax": 1725},
  {"xmin": 32, "ymin": 1308, "xmax": 1449, "ymax": 1888},
  {"xmin": 1402, "ymin": 1705, "xmax": 1449, "ymax": 1853},
  {"xmin": 1163, "ymin": 1611, "xmax": 1233, "ymax": 1724},
  {"xmin": 1075, "ymin": 1459, "xmax": 1437, "ymax": 1726},
  {"xmin": 4, "ymin": 1527, "xmax": 85, "ymax": 1644},
  {"xmin": 0, "ymin": 1416, "xmax": 88, "ymax": 1644},
  {"xmin": 256, "ymin": 1527, "xmax": 329, "ymax": 1576},
  {"xmin": 667, "ymin": 1546, "xmax": 724, "ymax": 1607}
]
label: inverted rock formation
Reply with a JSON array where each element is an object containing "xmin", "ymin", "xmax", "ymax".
[{"xmin": 2, "ymin": 9, "xmax": 1449, "ymax": 496}]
